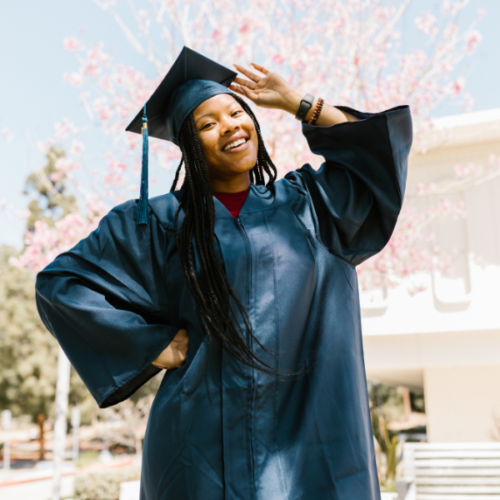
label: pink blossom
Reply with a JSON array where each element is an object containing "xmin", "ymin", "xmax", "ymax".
[
  {"xmin": 437, "ymin": 198, "xmax": 452, "ymax": 217},
  {"xmin": 489, "ymin": 155, "xmax": 500, "ymax": 168},
  {"xmin": 63, "ymin": 37, "xmax": 83, "ymax": 51},
  {"xmin": 55, "ymin": 158, "xmax": 80, "ymax": 172},
  {"xmin": 11, "ymin": 213, "xmax": 102, "ymax": 273},
  {"xmin": 453, "ymin": 200, "xmax": 466, "ymax": 219},
  {"xmin": 54, "ymin": 119, "xmax": 78, "ymax": 139},
  {"xmin": 50, "ymin": 172, "xmax": 64, "ymax": 182},
  {"xmin": 444, "ymin": 23, "xmax": 459, "ymax": 40},
  {"xmin": 234, "ymin": 44, "xmax": 245, "ymax": 58},
  {"xmin": 14, "ymin": 0, "xmax": 487, "ymax": 294},
  {"xmin": 70, "ymin": 140, "xmax": 85, "ymax": 156},
  {"xmin": 273, "ymin": 54, "xmax": 285, "ymax": 65},
  {"xmin": 415, "ymin": 13, "xmax": 438, "ymax": 38},
  {"xmin": 107, "ymin": 158, "xmax": 127, "ymax": 173},
  {"xmin": 450, "ymin": 77, "xmax": 465, "ymax": 98},
  {"xmin": 464, "ymin": 30, "xmax": 482, "ymax": 54},
  {"xmin": 212, "ymin": 29, "xmax": 223, "ymax": 41},
  {"xmin": 2, "ymin": 128, "xmax": 14, "ymax": 143},
  {"xmin": 85, "ymin": 195, "xmax": 108, "ymax": 218},
  {"xmin": 88, "ymin": 46, "xmax": 103, "ymax": 60},
  {"xmin": 36, "ymin": 138, "xmax": 54, "ymax": 154},
  {"xmin": 83, "ymin": 61, "xmax": 100, "ymax": 77},
  {"xmin": 64, "ymin": 72, "xmax": 84, "ymax": 87},
  {"xmin": 443, "ymin": 0, "xmax": 465, "ymax": 17},
  {"xmin": 335, "ymin": 56, "xmax": 349, "ymax": 68},
  {"xmin": 104, "ymin": 172, "xmax": 125, "ymax": 187}
]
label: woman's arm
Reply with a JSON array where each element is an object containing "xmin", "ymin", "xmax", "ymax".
[
  {"xmin": 285, "ymin": 105, "xmax": 412, "ymax": 265},
  {"xmin": 281, "ymin": 90, "xmax": 359, "ymax": 126},
  {"xmin": 36, "ymin": 201, "xmax": 185, "ymax": 407},
  {"xmin": 230, "ymin": 62, "xmax": 359, "ymax": 125},
  {"xmin": 230, "ymin": 62, "xmax": 412, "ymax": 265}
]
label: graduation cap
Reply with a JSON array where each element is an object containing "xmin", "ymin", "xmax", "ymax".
[{"xmin": 126, "ymin": 46, "xmax": 238, "ymax": 225}]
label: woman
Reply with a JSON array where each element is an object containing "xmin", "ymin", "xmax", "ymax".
[{"xmin": 36, "ymin": 47, "xmax": 412, "ymax": 499}]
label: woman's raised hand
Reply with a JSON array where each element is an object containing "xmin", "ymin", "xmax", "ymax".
[
  {"xmin": 152, "ymin": 328, "xmax": 189, "ymax": 370},
  {"xmin": 230, "ymin": 63, "xmax": 298, "ymax": 111}
]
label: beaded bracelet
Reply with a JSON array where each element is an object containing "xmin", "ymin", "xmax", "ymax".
[{"xmin": 307, "ymin": 97, "xmax": 324, "ymax": 125}]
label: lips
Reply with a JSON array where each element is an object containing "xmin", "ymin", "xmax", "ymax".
[
  {"xmin": 222, "ymin": 138, "xmax": 249, "ymax": 154},
  {"xmin": 221, "ymin": 135, "xmax": 249, "ymax": 152}
]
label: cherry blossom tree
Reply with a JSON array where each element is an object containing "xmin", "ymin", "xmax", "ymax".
[{"xmin": 10, "ymin": 0, "xmax": 493, "ymax": 293}]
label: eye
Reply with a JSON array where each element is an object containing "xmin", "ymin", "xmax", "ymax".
[
  {"xmin": 202, "ymin": 122, "xmax": 214, "ymax": 130},
  {"xmin": 232, "ymin": 110, "xmax": 242, "ymax": 117}
]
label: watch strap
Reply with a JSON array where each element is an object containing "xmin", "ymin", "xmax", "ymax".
[{"xmin": 295, "ymin": 93, "xmax": 315, "ymax": 121}]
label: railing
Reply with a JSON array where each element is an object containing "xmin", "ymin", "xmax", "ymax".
[{"xmin": 398, "ymin": 442, "xmax": 500, "ymax": 499}]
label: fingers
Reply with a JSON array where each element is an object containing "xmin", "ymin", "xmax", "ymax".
[
  {"xmin": 229, "ymin": 84, "xmax": 248, "ymax": 96},
  {"xmin": 233, "ymin": 76, "xmax": 256, "ymax": 90},
  {"xmin": 176, "ymin": 328, "xmax": 188, "ymax": 338},
  {"xmin": 229, "ymin": 84, "xmax": 257, "ymax": 102},
  {"xmin": 233, "ymin": 63, "xmax": 262, "ymax": 83},
  {"xmin": 152, "ymin": 360, "xmax": 168, "ymax": 369},
  {"xmin": 250, "ymin": 62, "xmax": 270, "ymax": 75},
  {"xmin": 153, "ymin": 329, "xmax": 189, "ymax": 370},
  {"xmin": 228, "ymin": 84, "xmax": 243, "ymax": 94}
]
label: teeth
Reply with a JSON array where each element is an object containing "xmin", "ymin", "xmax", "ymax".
[{"xmin": 224, "ymin": 138, "xmax": 246, "ymax": 151}]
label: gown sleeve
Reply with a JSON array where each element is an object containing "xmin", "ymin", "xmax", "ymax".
[
  {"xmin": 35, "ymin": 201, "xmax": 179, "ymax": 408},
  {"xmin": 285, "ymin": 104, "xmax": 412, "ymax": 266}
]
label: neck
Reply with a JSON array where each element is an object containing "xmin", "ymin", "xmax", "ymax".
[{"xmin": 209, "ymin": 171, "xmax": 251, "ymax": 193}]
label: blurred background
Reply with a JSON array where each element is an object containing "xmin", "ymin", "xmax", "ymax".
[{"xmin": 1, "ymin": 1, "xmax": 500, "ymax": 499}]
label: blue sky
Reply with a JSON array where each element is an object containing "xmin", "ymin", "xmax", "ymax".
[{"xmin": 1, "ymin": 0, "xmax": 499, "ymax": 248}]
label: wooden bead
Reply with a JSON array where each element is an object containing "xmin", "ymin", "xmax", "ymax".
[{"xmin": 308, "ymin": 97, "xmax": 324, "ymax": 125}]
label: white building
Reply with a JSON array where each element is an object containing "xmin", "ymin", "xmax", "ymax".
[{"xmin": 362, "ymin": 108, "xmax": 500, "ymax": 442}]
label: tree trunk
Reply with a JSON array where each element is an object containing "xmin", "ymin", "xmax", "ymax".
[
  {"xmin": 51, "ymin": 346, "xmax": 71, "ymax": 500},
  {"xmin": 37, "ymin": 413, "xmax": 45, "ymax": 461}
]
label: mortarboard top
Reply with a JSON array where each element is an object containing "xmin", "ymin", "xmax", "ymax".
[
  {"xmin": 125, "ymin": 46, "xmax": 238, "ymax": 225},
  {"xmin": 126, "ymin": 46, "xmax": 237, "ymax": 145}
]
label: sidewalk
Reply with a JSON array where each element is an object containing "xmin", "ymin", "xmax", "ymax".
[
  {"xmin": 1, "ymin": 475, "xmax": 75, "ymax": 500},
  {"xmin": 0, "ymin": 457, "xmax": 136, "ymax": 500}
]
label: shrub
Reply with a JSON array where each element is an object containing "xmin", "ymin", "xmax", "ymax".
[{"xmin": 74, "ymin": 466, "xmax": 141, "ymax": 500}]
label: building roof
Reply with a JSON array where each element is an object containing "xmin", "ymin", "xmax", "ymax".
[{"xmin": 421, "ymin": 107, "xmax": 500, "ymax": 152}]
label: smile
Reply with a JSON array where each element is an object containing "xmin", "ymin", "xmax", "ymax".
[{"xmin": 222, "ymin": 138, "xmax": 249, "ymax": 152}]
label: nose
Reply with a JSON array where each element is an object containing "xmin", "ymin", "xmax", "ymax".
[{"xmin": 220, "ymin": 114, "xmax": 240, "ymax": 136}]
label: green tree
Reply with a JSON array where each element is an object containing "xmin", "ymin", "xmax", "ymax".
[
  {"xmin": 24, "ymin": 146, "xmax": 77, "ymax": 231},
  {"xmin": 0, "ymin": 245, "xmax": 58, "ymax": 450},
  {"xmin": 0, "ymin": 244, "xmax": 91, "ymax": 456},
  {"xmin": 0, "ymin": 147, "xmax": 87, "ymax": 459},
  {"xmin": 0, "ymin": 146, "xmax": 163, "ymax": 461}
]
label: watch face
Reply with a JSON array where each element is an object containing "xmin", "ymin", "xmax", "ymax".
[{"xmin": 296, "ymin": 94, "xmax": 314, "ymax": 120}]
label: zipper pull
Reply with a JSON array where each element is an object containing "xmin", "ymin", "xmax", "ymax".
[{"xmin": 236, "ymin": 217, "xmax": 246, "ymax": 234}]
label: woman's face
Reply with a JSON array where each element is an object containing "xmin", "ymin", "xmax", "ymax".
[{"xmin": 192, "ymin": 93, "xmax": 258, "ymax": 186}]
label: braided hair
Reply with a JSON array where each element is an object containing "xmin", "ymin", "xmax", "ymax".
[{"xmin": 170, "ymin": 94, "xmax": 278, "ymax": 372}]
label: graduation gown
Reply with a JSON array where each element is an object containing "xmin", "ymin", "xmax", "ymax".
[{"xmin": 35, "ymin": 105, "xmax": 412, "ymax": 500}]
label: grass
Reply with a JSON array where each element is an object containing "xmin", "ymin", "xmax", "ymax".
[{"xmin": 76, "ymin": 450, "xmax": 100, "ymax": 468}]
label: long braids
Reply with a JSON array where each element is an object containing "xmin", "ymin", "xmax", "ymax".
[{"xmin": 170, "ymin": 94, "xmax": 278, "ymax": 372}]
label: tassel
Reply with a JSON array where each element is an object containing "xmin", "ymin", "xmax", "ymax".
[{"xmin": 137, "ymin": 104, "xmax": 149, "ymax": 225}]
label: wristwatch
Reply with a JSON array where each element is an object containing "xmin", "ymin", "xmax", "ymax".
[{"xmin": 295, "ymin": 93, "xmax": 315, "ymax": 122}]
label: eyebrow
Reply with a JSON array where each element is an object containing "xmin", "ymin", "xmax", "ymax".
[{"xmin": 195, "ymin": 101, "xmax": 239, "ymax": 126}]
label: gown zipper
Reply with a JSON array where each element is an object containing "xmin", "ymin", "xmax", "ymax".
[
  {"xmin": 236, "ymin": 217, "xmax": 246, "ymax": 234},
  {"xmin": 235, "ymin": 216, "xmax": 256, "ymax": 496}
]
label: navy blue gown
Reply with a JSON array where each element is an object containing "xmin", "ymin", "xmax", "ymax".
[{"xmin": 36, "ymin": 105, "xmax": 412, "ymax": 500}]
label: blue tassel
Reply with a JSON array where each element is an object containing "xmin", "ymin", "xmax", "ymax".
[{"xmin": 137, "ymin": 104, "xmax": 149, "ymax": 225}]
